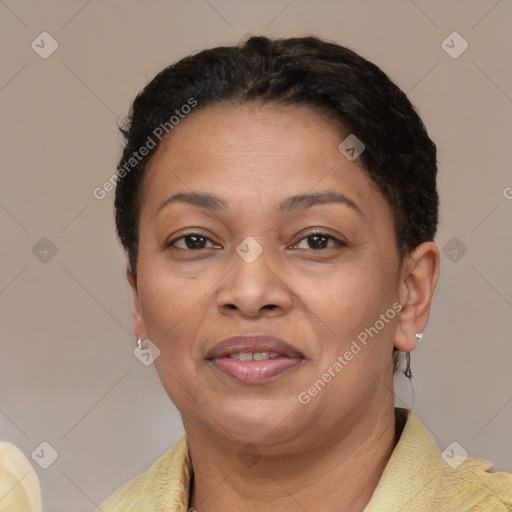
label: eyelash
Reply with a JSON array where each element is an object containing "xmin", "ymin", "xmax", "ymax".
[{"xmin": 166, "ymin": 231, "xmax": 346, "ymax": 251}]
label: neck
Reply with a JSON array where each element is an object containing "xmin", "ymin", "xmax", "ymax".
[{"xmin": 186, "ymin": 406, "xmax": 398, "ymax": 512}]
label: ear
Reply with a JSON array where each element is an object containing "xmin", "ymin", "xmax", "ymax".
[
  {"xmin": 395, "ymin": 241, "xmax": 440, "ymax": 352},
  {"xmin": 127, "ymin": 264, "xmax": 147, "ymax": 342}
]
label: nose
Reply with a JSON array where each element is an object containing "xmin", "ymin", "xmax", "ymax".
[{"xmin": 215, "ymin": 240, "xmax": 293, "ymax": 318}]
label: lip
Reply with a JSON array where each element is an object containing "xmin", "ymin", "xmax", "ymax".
[
  {"xmin": 207, "ymin": 335, "xmax": 304, "ymax": 359},
  {"xmin": 207, "ymin": 335, "xmax": 304, "ymax": 384}
]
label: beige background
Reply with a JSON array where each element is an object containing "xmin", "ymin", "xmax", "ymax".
[{"xmin": 1, "ymin": 1, "xmax": 511, "ymax": 510}]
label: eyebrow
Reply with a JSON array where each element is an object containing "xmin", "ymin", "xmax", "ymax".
[{"xmin": 156, "ymin": 191, "xmax": 362, "ymax": 216}]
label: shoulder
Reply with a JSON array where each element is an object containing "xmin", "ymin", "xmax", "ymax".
[
  {"xmin": 98, "ymin": 435, "xmax": 191, "ymax": 512},
  {"xmin": 0, "ymin": 441, "xmax": 42, "ymax": 512},
  {"xmin": 407, "ymin": 410, "xmax": 512, "ymax": 511},
  {"xmin": 409, "ymin": 410, "xmax": 512, "ymax": 510},
  {"xmin": 366, "ymin": 409, "xmax": 512, "ymax": 512},
  {"xmin": 435, "ymin": 453, "xmax": 512, "ymax": 511}
]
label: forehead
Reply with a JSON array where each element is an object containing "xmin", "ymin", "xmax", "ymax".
[
  {"xmin": 147, "ymin": 103, "xmax": 346, "ymax": 172},
  {"xmin": 139, "ymin": 103, "xmax": 390, "ymax": 223}
]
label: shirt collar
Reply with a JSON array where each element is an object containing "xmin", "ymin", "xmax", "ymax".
[{"xmin": 156, "ymin": 408, "xmax": 450, "ymax": 511}]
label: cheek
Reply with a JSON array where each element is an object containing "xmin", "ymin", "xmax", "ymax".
[
  {"xmin": 307, "ymin": 263, "xmax": 392, "ymax": 332},
  {"xmin": 138, "ymin": 266, "xmax": 207, "ymax": 403},
  {"xmin": 137, "ymin": 259, "xmax": 202, "ymax": 347},
  {"xmin": 300, "ymin": 265, "xmax": 398, "ymax": 381}
]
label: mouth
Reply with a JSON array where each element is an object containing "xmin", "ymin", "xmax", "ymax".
[{"xmin": 207, "ymin": 335, "xmax": 304, "ymax": 384}]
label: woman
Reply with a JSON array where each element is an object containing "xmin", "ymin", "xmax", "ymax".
[{"xmin": 99, "ymin": 35, "xmax": 512, "ymax": 511}]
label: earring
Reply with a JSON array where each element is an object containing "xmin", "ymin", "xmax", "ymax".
[
  {"xmin": 136, "ymin": 338, "xmax": 142, "ymax": 350},
  {"xmin": 404, "ymin": 352, "xmax": 412, "ymax": 380},
  {"xmin": 404, "ymin": 351, "xmax": 413, "ymax": 379},
  {"xmin": 404, "ymin": 334, "xmax": 422, "ymax": 380}
]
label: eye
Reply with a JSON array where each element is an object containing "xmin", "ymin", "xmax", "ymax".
[
  {"xmin": 166, "ymin": 232, "xmax": 219, "ymax": 251},
  {"xmin": 291, "ymin": 231, "xmax": 346, "ymax": 250},
  {"xmin": 166, "ymin": 231, "xmax": 346, "ymax": 252}
]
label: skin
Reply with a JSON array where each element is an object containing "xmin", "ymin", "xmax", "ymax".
[{"xmin": 128, "ymin": 103, "xmax": 440, "ymax": 511}]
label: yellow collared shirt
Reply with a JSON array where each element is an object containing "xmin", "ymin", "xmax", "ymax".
[
  {"xmin": 99, "ymin": 408, "xmax": 512, "ymax": 511},
  {"xmin": 0, "ymin": 442, "xmax": 42, "ymax": 512}
]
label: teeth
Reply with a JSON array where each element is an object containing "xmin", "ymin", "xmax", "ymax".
[
  {"xmin": 229, "ymin": 352, "xmax": 281, "ymax": 361},
  {"xmin": 253, "ymin": 352, "xmax": 269, "ymax": 361}
]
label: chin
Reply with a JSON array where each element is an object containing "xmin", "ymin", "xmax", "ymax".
[{"xmin": 213, "ymin": 402, "xmax": 301, "ymax": 444}]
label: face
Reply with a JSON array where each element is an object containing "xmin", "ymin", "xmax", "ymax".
[{"xmin": 130, "ymin": 103, "xmax": 414, "ymax": 451}]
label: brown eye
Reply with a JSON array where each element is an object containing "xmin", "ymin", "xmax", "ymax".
[
  {"xmin": 167, "ymin": 233, "xmax": 217, "ymax": 250},
  {"xmin": 292, "ymin": 232, "xmax": 346, "ymax": 250}
]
